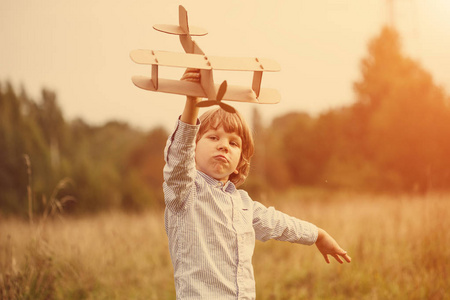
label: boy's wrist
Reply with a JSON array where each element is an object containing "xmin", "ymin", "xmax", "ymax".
[
  {"xmin": 181, "ymin": 96, "xmax": 201, "ymax": 125},
  {"xmin": 316, "ymin": 228, "xmax": 326, "ymax": 242},
  {"xmin": 186, "ymin": 96, "xmax": 201, "ymax": 102}
]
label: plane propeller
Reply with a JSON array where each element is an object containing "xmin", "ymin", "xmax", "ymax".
[{"xmin": 195, "ymin": 81, "xmax": 236, "ymax": 113}]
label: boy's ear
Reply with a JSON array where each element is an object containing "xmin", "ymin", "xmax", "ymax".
[{"xmin": 233, "ymin": 169, "xmax": 239, "ymax": 174}]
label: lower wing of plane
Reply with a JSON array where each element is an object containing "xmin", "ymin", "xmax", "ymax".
[{"xmin": 131, "ymin": 75, "xmax": 280, "ymax": 104}]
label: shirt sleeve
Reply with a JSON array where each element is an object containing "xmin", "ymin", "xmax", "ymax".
[
  {"xmin": 252, "ymin": 201, "xmax": 318, "ymax": 245},
  {"xmin": 162, "ymin": 118, "xmax": 200, "ymax": 213}
]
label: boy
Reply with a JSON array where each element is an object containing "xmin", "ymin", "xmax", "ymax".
[{"xmin": 163, "ymin": 69, "xmax": 351, "ymax": 299}]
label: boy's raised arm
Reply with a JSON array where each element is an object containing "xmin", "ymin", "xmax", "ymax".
[
  {"xmin": 163, "ymin": 68, "xmax": 202, "ymax": 213},
  {"xmin": 180, "ymin": 69, "xmax": 201, "ymax": 125}
]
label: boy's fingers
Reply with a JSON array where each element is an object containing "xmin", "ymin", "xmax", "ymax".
[
  {"xmin": 183, "ymin": 77, "xmax": 199, "ymax": 82},
  {"xmin": 332, "ymin": 254, "xmax": 344, "ymax": 264},
  {"xmin": 181, "ymin": 72, "xmax": 199, "ymax": 78},
  {"xmin": 337, "ymin": 248, "xmax": 351, "ymax": 263},
  {"xmin": 342, "ymin": 253, "xmax": 352, "ymax": 263},
  {"xmin": 184, "ymin": 68, "xmax": 198, "ymax": 73},
  {"xmin": 182, "ymin": 68, "xmax": 200, "ymax": 76},
  {"xmin": 323, "ymin": 250, "xmax": 351, "ymax": 264},
  {"xmin": 181, "ymin": 71, "xmax": 201, "ymax": 82}
]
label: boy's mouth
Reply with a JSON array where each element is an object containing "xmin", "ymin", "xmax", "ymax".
[{"xmin": 214, "ymin": 155, "xmax": 228, "ymax": 163}]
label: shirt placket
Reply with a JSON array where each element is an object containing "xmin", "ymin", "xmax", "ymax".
[{"xmin": 231, "ymin": 193, "xmax": 246, "ymax": 298}]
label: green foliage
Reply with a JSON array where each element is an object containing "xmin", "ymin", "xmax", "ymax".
[
  {"xmin": 125, "ymin": 126, "xmax": 168, "ymax": 211},
  {"xmin": 0, "ymin": 83, "xmax": 167, "ymax": 216}
]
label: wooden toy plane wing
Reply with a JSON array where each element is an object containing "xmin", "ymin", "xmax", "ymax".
[
  {"xmin": 130, "ymin": 50, "xmax": 281, "ymax": 72},
  {"xmin": 131, "ymin": 75, "xmax": 280, "ymax": 104},
  {"xmin": 153, "ymin": 5, "xmax": 208, "ymax": 37},
  {"xmin": 153, "ymin": 24, "xmax": 208, "ymax": 36}
]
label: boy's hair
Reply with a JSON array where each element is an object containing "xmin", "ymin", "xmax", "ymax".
[{"xmin": 197, "ymin": 108, "xmax": 254, "ymax": 187}]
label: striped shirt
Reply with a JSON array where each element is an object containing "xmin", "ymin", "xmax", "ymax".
[{"xmin": 163, "ymin": 119, "xmax": 318, "ymax": 300}]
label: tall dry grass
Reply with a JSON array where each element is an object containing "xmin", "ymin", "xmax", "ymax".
[
  {"xmin": 1, "ymin": 191, "xmax": 448, "ymax": 299},
  {"xmin": 253, "ymin": 191, "xmax": 449, "ymax": 299}
]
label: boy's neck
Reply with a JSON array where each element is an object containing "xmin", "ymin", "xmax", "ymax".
[{"xmin": 197, "ymin": 170, "xmax": 236, "ymax": 191}]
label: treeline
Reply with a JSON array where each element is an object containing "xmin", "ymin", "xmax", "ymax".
[
  {"xmin": 252, "ymin": 27, "xmax": 450, "ymax": 193},
  {"xmin": 1, "ymin": 27, "xmax": 450, "ymax": 217},
  {"xmin": 0, "ymin": 84, "xmax": 168, "ymax": 217}
]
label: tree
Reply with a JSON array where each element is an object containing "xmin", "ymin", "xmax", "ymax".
[
  {"xmin": 353, "ymin": 27, "xmax": 450, "ymax": 192},
  {"xmin": 125, "ymin": 126, "xmax": 168, "ymax": 210}
]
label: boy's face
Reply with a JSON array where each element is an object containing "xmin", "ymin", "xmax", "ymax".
[{"xmin": 195, "ymin": 126, "xmax": 242, "ymax": 184}]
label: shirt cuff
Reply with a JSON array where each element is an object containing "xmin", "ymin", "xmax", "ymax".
[
  {"xmin": 301, "ymin": 222, "xmax": 319, "ymax": 245},
  {"xmin": 310, "ymin": 223, "xmax": 319, "ymax": 244}
]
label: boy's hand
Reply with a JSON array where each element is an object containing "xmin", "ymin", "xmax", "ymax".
[
  {"xmin": 181, "ymin": 68, "xmax": 201, "ymax": 83},
  {"xmin": 315, "ymin": 228, "xmax": 351, "ymax": 264}
]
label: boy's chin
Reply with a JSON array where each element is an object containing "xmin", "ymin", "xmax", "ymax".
[{"xmin": 197, "ymin": 165, "xmax": 233, "ymax": 182}]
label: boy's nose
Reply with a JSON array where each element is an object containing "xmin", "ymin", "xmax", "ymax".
[{"xmin": 217, "ymin": 143, "xmax": 229, "ymax": 152}]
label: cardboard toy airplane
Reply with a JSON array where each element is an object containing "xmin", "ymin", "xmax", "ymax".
[{"xmin": 130, "ymin": 5, "xmax": 281, "ymax": 113}]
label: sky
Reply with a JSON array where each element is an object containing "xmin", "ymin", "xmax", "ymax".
[{"xmin": 1, "ymin": 0, "xmax": 450, "ymax": 131}]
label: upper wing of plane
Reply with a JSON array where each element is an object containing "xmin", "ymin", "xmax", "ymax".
[{"xmin": 130, "ymin": 50, "xmax": 281, "ymax": 72}]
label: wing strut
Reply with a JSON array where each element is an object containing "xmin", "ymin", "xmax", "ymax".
[
  {"xmin": 252, "ymin": 71, "xmax": 263, "ymax": 99},
  {"xmin": 151, "ymin": 63, "xmax": 159, "ymax": 90}
]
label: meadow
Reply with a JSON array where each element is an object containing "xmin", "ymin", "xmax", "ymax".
[{"xmin": 1, "ymin": 191, "xmax": 448, "ymax": 300}]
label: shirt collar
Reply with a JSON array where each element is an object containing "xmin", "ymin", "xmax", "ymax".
[{"xmin": 197, "ymin": 171, "xmax": 236, "ymax": 193}]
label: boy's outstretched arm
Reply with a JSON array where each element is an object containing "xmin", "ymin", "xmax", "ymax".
[
  {"xmin": 315, "ymin": 228, "xmax": 352, "ymax": 264},
  {"xmin": 180, "ymin": 68, "xmax": 201, "ymax": 125}
]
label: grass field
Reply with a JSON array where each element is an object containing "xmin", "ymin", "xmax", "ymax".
[{"xmin": 1, "ymin": 191, "xmax": 449, "ymax": 299}]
